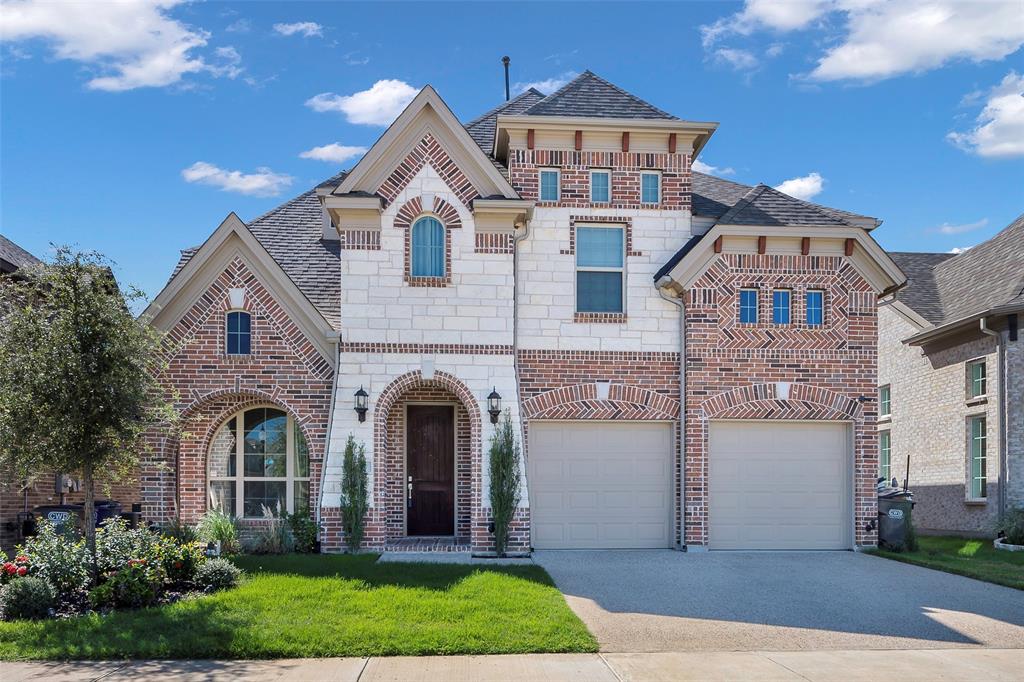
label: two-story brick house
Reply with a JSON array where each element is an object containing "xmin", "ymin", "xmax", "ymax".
[
  {"xmin": 879, "ymin": 215, "xmax": 1023, "ymax": 536},
  {"xmin": 143, "ymin": 71, "xmax": 904, "ymax": 553}
]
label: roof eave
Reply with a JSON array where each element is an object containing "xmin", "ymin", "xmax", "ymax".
[{"xmin": 904, "ymin": 302, "xmax": 1024, "ymax": 346}]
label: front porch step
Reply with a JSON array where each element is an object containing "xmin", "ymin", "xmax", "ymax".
[{"xmin": 383, "ymin": 536, "xmax": 471, "ymax": 553}]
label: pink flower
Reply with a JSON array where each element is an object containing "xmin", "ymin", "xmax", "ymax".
[{"xmin": 16, "ymin": 566, "xmax": 27, "ymax": 577}]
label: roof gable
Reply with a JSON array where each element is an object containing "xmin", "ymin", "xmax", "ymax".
[
  {"xmin": 0, "ymin": 234, "xmax": 41, "ymax": 273},
  {"xmin": 522, "ymin": 71, "xmax": 677, "ymax": 120},
  {"xmin": 718, "ymin": 184, "xmax": 850, "ymax": 227}
]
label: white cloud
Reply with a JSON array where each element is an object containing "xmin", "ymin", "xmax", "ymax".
[
  {"xmin": 692, "ymin": 159, "xmax": 736, "ymax": 176},
  {"xmin": 305, "ymin": 79, "xmax": 419, "ymax": 126},
  {"xmin": 272, "ymin": 22, "xmax": 322, "ymax": 38},
  {"xmin": 701, "ymin": 1, "xmax": 1024, "ymax": 83},
  {"xmin": 513, "ymin": 71, "xmax": 577, "ymax": 95},
  {"xmin": 765, "ymin": 43, "xmax": 785, "ymax": 58},
  {"xmin": 714, "ymin": 48, "xmax": 759, "ymax": 71},
  {"xmin": 933, "ymin": 218, "xmax": 988, "ymax": 235},
  {"xmin": 0, "ymin": 0, "xmax": 240, "ymax": 91},
  {"xmin": 774, "ymin": 172, "xmax": 825, "ymax": 200},
  {"xmin": 225, "ymin": 18, "xmax": 251, "ymax": 34},
  {"xmin": 299, "ymin": 143, "xmax": 368, "ymax": 164},
  {"xmin": 181, "ymin": 162, "xmax": 293, "ymax": 197},
  {"xmin": 948, "ymin": 71, "xmax": 1024, "ymax": 158},
  {"xmin": 948, "ymin": 246, "xmax": 973, "ymax": 254},
  {"xmin": 206, "ymin": 46, "xmax": 243, "ymax": 79}
]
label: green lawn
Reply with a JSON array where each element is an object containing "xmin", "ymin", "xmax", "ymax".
[
  {"xmin": 870, "ymin": 535, "xmax": 1024, "ymax": 590},
  {"xmin": 0, "ymin": 554, "xmax": 596, "ymax": 660}
]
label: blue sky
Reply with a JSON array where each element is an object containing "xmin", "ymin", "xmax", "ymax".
[{"xmin": 2, "ymin": 1, "xmax": 1022, "ymax": 302}]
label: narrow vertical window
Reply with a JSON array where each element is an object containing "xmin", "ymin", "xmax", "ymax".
[
  {"xmin": 641, "ymin": 172, "xmax": 660, "ymax": 203},
  {"xmin": 411, "ymin": 217, "xmax": 445, "ymax": 277},
  {"xmin": 806, "ymin": 290, "xmax": 824, "ymax": 326},
  {"xmin": 967, "ymin": 360, "xmax": 987, "ymax": 398},
  {"xmin": 772, "ymin": 289, "xmax": 791, "ymax": 324},
  {"xmin": 540, "ymin": 169, "xmax": 560, "ymax": 202},
  {"xmin": 739, "ymin": 288, "xmax": 758, "ymax": 324},
  {"xmin": 879, "ymin": 431, "xmax": 892, "ymax": 482},
  {"xmin": 590, "ymin": 170, "xmax": 610, "ymax": 203},
  {"xmin": 576, "ymin": 226, "xmax": 625, "ymax": 313},
  {"xmin": 969, "ymin": 416, "xmax": 987, "ymax": 499},
  {"xmin": 879, "ymin": 384, "xmax": 891, "ymax": 418},
  {"xmin": 226, "ymin": 311, "xmax": 251, "ymax": 355}
]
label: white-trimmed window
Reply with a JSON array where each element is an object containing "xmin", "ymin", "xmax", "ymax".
[
  {"xmin": 226, "ymin": 311, "xmax": 251, "ymax": 355},
  {"xmin": 540, "ymin": 168, "xmax": 560, "ymax": 202},
  {"xmin": 576, "ymin": 225, "xmax": 625, "ymax": 313},
  {"xmin": 590, "ymin": 169, "xmax": 610, "ymax": 203},
  {"xmin": 772, "ymin": 289, "xmax": 791, "ymax": 324},
  {"xmin": 879, "ymin": 430, "xmax": 892, "ymax": 482},
  {"xmin": 208, "ymin": 406, "xmax": 310, "ymax": 518},
  {"xmin": 739, "ymin": 288, "xmax": 758, "ymax": 324},
  {"xmin": 640, "ymin": 171, "xmax": 660, "ymax": 204},
  {"xmin": 879, "ymin": 384, "xmax": 891, "ymax": 418},
  {"xmin": 806, "ymin": 290, "xmax": 824, "ymax": 326},
  {"xmin": 967, "ymin": 359, "xmax": 987, "ymax": 399},
  {"xmin": 410, "ymin": 216, "xmax": 445, "ymax": 277},
  {"xmin": 968, "ymin": 415, "xmax": 987, "ymax": 500}
]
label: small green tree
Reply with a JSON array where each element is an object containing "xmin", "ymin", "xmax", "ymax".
[
  {"xmin": 340, "ymin": 435, "xmax": 369, "ymax": 552},
  {"xmin": 489, "ymin": 410, "xmax": 521, "ymax": 557},
  {"xmin": 0, "ymin": 248, "xmax": 176, "ymax": 573}
]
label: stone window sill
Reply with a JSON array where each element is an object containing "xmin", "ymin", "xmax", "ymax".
[
  {"xmin": 877, "ymin": 415, "xmax": 891, "ymax": 425},
  {"xmin": 574, "ymin": 312, "xmax": 627, "ymax": 324},
  {"xmin": 965, "ymin": 498, "xmax": 988, "ymax": 506},
  {"xmin": 966, "ymin": 396, "xmax": 988, "ymax": 407}
]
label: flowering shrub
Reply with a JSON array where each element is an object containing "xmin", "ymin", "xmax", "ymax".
[
  {"xmin": 95, "ymin": 517, "xmax": 163, "ymax": 575},
  {"xmin": 194, "ymin": 558, "xmax": 242, "ymax": 593},
  {"xmin": 159, "ymin": 538, "xmax": 206, "ymax": 586},
  {"xmin": 1, "ymin": 554, "xmax": 31, "ymax": 586},
  {"xmin": 89, "ymin": 559, "xmax": 162, "ymax": 609},
  {"xmin": 17, "ymin": 519, "xmax": 90, "ymax": 599},
  {"xmin": 0, "ymin": 577, "xmax": 55, "ymax": 621}
]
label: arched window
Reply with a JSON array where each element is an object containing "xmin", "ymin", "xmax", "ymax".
[
  {"xmin": 208, "ymin": 406, "xmax": 310, "ymax": 518},
  {"xmin": 410, "ymin": 216, "xmax": 445, "ymax": 277},
  {"xmin": 226, "ymin": 311, "xmax": 251, "ymax": 355}
]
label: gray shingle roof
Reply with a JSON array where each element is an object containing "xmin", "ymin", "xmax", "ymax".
[
  {"xmin": 167, "ymin": 174, "xmax": 345, "ymax": 330},
  {"xmin": 0, "ymin": 234, "xmax": 41, "ymax": 273},
  {"xmin": 465, "ymin": 88, "xmax": 546, "ymax": 154},
  {"xmin": 888, "ymin": 251, "xmax": 956, "ymax": 323},
  {"xmin": 522, "ymin": 71, "xmax": 678, "ymax": 120},
  {"xmin": 717, "ymin": 184, "xmax": 851, "ymax": 227}
]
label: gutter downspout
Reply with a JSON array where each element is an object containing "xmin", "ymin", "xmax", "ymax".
[
  {"xmin": 657, "ymin": 277, "xmax": 686, "ymax": 550},
  {"xmin": 980, "ymin": 317, "xmax": 1007, "ymax": 521},
  {"xmin": 315, "ymin": 338, "xmax": 341, "ymax": 532},
  {"xmin": 513, "ymin": 218, "xmax": 530, "ymax": 445}
]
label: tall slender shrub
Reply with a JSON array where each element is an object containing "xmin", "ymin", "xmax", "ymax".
[
  {"xmin": 340, "ymin": 436, "xmax": 369, "ymax": 552},
  {"xmin": 489, "ymin": 410, "xmax": 521, "ymax": 557}
]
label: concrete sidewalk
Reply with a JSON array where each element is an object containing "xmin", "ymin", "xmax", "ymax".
[{"xmin": 3, "ymin": 649, "xmax": 1021, "ymax": 681}]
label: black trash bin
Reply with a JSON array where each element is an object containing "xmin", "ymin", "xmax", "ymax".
[
  {"xmin": 878, "ymin": 489, "xmax": 914, "ymax": 551},
  {"xmin": 33, "ymin": 504, "xmax": 81, "ymax": 533},
  {"xmin": 95, "ymin": 500, "xmax": 123, "ymax": 527}
]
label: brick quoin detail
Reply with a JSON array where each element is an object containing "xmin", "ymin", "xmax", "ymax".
[
  {"xmin": 684, "ymin": 253, "xmax": 879, "ymax": 548},
  {"xmin": 474, "ymin": 232, "xmax": 514, "ymax": 254},
  {"xmin": 142, "ymin": 258, "xmax": 333, "ymax": 533},
  {"xmin": 378, "ymin": 133, "xmax": 479, "ymax": 208},
  {"xmin": 509, "ymin": 149, "xmax": 691, "ymax": 211}
]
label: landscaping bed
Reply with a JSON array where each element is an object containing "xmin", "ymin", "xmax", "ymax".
[
  {"xmin": 870, "ymin": 535, "xmax": 1024, "ymax": 590},
  {"xmin": 0, "ymin": 553, "xmax": 595, "ymax": 660}
]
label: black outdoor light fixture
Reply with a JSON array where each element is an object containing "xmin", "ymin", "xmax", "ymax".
[
  {"xmin": 487, "ymin": 387, "xmax": 502, "ymax": 424},
  {"xmin": 354, "ymin": 386, "xmax": 369, "ymax": 422}
]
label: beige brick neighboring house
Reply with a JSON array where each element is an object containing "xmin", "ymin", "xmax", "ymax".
[
  {"xmin": 880, "ymin": 215, "xmax": 1024, "ymax": 536},
  {"xmin": 142, "ymin": 71, "xmax": 906, "ymax": 553}
]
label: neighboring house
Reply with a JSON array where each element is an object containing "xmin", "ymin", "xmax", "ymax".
[
  {"xmin": 880, "ymin": 216, "xmax": 1023, "ymax": 536},
  {"xmin": 143, "ymin": 71, "xmax": 904, "ymax": 553},
  {"xmin": 0, "ymin": 236, "xmax": 140, "ymax": 549}
]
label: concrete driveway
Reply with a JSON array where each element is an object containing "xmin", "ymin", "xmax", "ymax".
[{"xmin": 533, "ymin": 550, "xmax": 1024, "ymax": 653}]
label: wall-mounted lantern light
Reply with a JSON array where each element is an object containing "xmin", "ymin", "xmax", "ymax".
[
  {"xmin": 354, "ymin": 386, "xmax": 369, "ymax": 422},
  {"xmin": 487, "ymin": 387, "xmax": 502, "ymax": 424}
]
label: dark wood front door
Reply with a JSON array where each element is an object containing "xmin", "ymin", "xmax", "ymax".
[{"xmin": 406, "ymin": 405, "xmax": 455, "ymax": 536}]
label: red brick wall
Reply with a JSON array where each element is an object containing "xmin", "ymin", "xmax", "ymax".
[
  {"xmin": 142, "ymin": 257, "xmax": 333, "ymax": 534},
  {"xmin": 684, "ymin": 253, "xmax": 879, "ymax": 547}
]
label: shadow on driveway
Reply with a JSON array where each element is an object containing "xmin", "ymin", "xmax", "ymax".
[{"xmin": 533, "ymin": 550, "xmax": 1024, "ymax": 652}]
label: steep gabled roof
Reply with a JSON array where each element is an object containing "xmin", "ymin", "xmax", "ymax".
[
  {"xmin": 522, "ymin": 71, "xmax": 678, "ymax": 120},
  {"xmin": 888, "ymin": 252, "xmax": 956, "ymax": 324},
  {"xmin": 717, "ymin": 184, "xmax": 851, "ymax": 227},
  {"xmin": 0, "ymin": 234, "xmax": 41, "ymax": 273},
  {"xmin": 465, "ymin": 88, "xmax": 545, "ymax": 154}
]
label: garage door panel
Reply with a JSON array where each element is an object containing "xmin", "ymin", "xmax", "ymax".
[
  {"xmin": 529, "ymin": 422, "xmax": 673, "ymax": 549},
  {"xmin": 710, "ymin": 421, "xmax": 851, "ymax": 550}
]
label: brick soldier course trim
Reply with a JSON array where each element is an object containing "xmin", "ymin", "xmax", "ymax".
[
  {"xmin": 560, "ymin": 215, "xmax": 643, "ymax": 258},
  {"xmin": 394, "ymin": 194, "xmax": 458, "ymax": 288},
  {"xmin": 378, "ymin": 132, "xmax": 479, "ymax": 208},
  {"xmin": 474, "ymin": 232, "xmax": 514, "ymax": 254},
  {"xmin": 339, "ymin": 229, "xmax": 381, "ymax": 251},
  {"xmin": 340, "ymin": 342, "xmax": 514, "ymax": 355},
  {"xmin": 522, "ymin": 381, "xmax": 680, "ymax": 421}
]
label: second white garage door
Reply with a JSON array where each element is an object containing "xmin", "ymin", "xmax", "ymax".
[
  {"xmin": 529, "ymin": 421, "xmax": 673, "ymax": 549},
  {"xmin": 709, "ymin": 421, "xmax": 851, "ymax": 550}
]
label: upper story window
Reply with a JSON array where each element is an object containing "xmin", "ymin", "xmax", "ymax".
[
  {"xmin": 208, "ymin": 406, "xmax": 310, "ymax": 518},
  {"xmin": 879, "ymin": 384, "xmax": 891, "ymax": 418},
  {"xmin": 772, "ymin": 289, "xmax": 791, "ymax": 324},
  {"xmin": 576, "ymin": 225, "xmax": 624, "ymax": 313},
  {"xmin": 410, "ymin": 216, "xmax": 445, "ymax": 277},
  {"xmin": 590, "ymin": 170, "xmax": 610, "ymax": 203},
  {"xmin": 226, "ymin": 311, "xmax": 251, "ymax": 355},
  {"xmin": 969, "ymin": 415, "xmax": 987, "ymax": 499},
  {"xmin": 739, "ymin": 288, "xmax": 758, "ymax": 324},
  {"xmin": 967, "ymin": 359, "xmax": 987, "ymax": 399},
  {"xmin": 879, "ymin": 430, "xmax": 892, "ymax": 482},
  {"xmin": 640, "ymin": 172, "xmax": 660, "ymax": 204},
  {"xmin": 806, "ymin": 290, "xmax": 824, "ymax": 326},
  {"xmin": 540, "ymin": 169, "xmax": 560, "ymax": 202}
]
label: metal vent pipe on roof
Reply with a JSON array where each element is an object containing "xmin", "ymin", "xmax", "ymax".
[{"xmin": 502, "ymin": 56, "xmax": 510, "ymax": 101}]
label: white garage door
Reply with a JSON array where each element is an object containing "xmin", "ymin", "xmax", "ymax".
[
  {"xmin": 529, "ymin": 421, "xmax": 673, "ymax": 549},
  {"xmin": 710, "ymin": 421, "xmax": 851, "ymax": 550}
]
